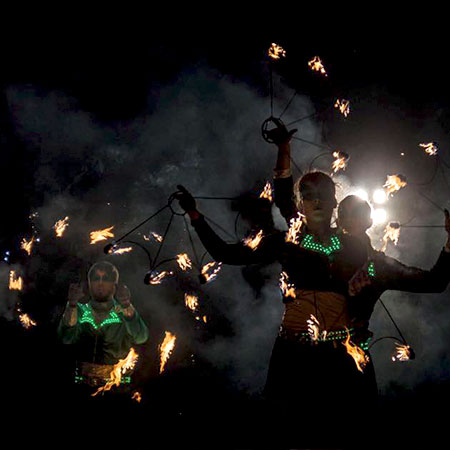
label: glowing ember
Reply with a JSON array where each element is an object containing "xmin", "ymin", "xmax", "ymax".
[
  {"xmin": 90, "ymin": 226, "xmax": 115, "ymax": 244},
  {"xmin": 201, "ymin": 262, "xmax": 222, "ymax": 284},
  {"xmin": 259, "ymin": 181, "xmax": 273, "ymax": 202},
  {"xmin": 342, "ymin": 329, "xmax": 369, "ymax": 373},
  {"xmin": 92, "ymin": 348, "xmax": 139, "ymax": 396},
  {"xmin": 148, "ymin": 271, "xmax": 173, "ymax": 285},
  {"xmin": 132, "ymin": 391, "xmax": 142, "ymax": 403},
  {"xmin": 285, "ymin": 212, "xmax": 304, "ymax": 245},
  {"xmin": 243, "ymin": 229, "xmax": 264, "ymax": 251},
  {"xmin": 308, "ymin": 56, "xmax": 327, "ymax": 76},
  {"xmin": 19, "ymin": 313, "xmax": 37, "ymax": 329},
  {"xmin": 177, "ymin": 253, "xmax": 192, "ymax": 271},
  {"xmin": 381, "ymin": 222, "xmax": 401, "ymax": 252},
  {"xmin": 202, "ymin": 316, "xmax": 207, "ymax": 323},
  {"xmin": 420, "ymin": 142, "xmax": 438, "ymax": 156},
  {"xmin": 53, "ymin": 216, "xmax": 69, "ymax": 238},
  {"xmin": 151, "ymin": 232, "xmax": 163, "ymax": 243},
  {"xmin": 279, "ymin": 271, "xmax": 296, "ymax": 299},
  {"xmin": 159, "ymin": 331, "xmax": 176, "ymax": 374},
  {"xmin": 334, "ymin": 99, "xmax": 350, "ymax": 117},
  {"xmin": 332, "ymin": 151, "xmax": 349, "ymax": 173},
  {"xmin": 383, "ymin": 175, "xmax": 407, "ymax": 196},
  {"xmin": 392, "ymin": 344, "xmax": 413, "ymax": 362},
  {"xmin": 111, "ymin": 246, "xmax": 133, "ymax": 255},
  {"xmin": 307, "ymin": 314, "xmax": 327, "ymax": 342},
  {"xmin": 268, "ymin": 43, "xmax": 286, "ymax": 60},
  {"xmin": 9, "ymin": 270, "xmax": 23, "ymax": 291},
  {"xmin": 21, "ymin": 237, "xmax": 35, "ymax": 256},
  {"xmin": 184, "ymin": 293, "xmax": 199, "ymax": 312}
]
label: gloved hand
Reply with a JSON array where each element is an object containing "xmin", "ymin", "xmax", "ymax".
[
  {"xmin": 265, "ymin": 118, "xmax": 297, "ymax": 145},
  {"xmin": 175, "ymin": 185, "xmax": 197, "ymax": 212},
  {"xmin": 116, "ymin": 284, "xmax": 131, "ymax": 308},
  {"xmin": 67, "ymin": 282, "xmax": 85, "ymax": 307}
]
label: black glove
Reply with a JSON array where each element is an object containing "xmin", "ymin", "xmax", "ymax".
[
  {"xmin": 175, "ymin": 185, "xmax": 197, "ymax": 212},
  {"xmin": 265, "ymin": 118, "xmax": 297, "ymax": 145}
]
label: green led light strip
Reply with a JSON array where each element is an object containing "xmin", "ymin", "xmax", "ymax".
[
  {"xmin": 367, "ymin": 261, "xmax": 376, "ymax": 278},
  {"xmin": 79, "ymin": 304, "xmax": 122, "ymax": 330},
  {"xmin": 300, "ymin": 234, "xmax": 342, "ymax": 256}
]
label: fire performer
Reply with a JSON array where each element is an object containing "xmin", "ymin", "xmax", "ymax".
[{"xmin": 57, "ymin": 261, "xmax": 149, "ymax": 389}]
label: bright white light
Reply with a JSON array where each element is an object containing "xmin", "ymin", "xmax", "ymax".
[
  {"xmin": 373, "ymin": 189, "xmax": 387, "ymax": 204},
  {"xmin": 353, "ymin": 188, "xmax": 369, "ymax": 202},
  {"xmin": 371, "ymin": 208, "xmax": 387, "ymax": 225}
]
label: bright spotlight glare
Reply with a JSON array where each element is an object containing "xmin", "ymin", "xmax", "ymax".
[
  {"xmin": 373, "ymin": 189, "xmax": 387, "ymax": 204},
  {"xmin": 371, "ymin": 208, "xmax": 387, "ymax": 225},
  {"xmin": 353, "ymin": 188, "xmax": 369, "ymax": 202}
]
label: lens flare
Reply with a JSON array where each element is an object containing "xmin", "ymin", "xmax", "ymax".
[
  {"xmin": 373, "ymin": 189, "xmax": 387, "ymax": 204},
  {"xmin": 371, "ymin": 208, "xmax": 387, "ymax": 225}
]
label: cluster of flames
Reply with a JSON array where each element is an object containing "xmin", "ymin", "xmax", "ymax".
[
  {"xmin": 201, "ymin": 261, "xmax": 222, "ymax": 283},
  {"xmin": 19, "ymin": 313, "xmax": 37, "ymax": 329},
  {"xmin": 308, "ymin": 56, "xmax": 327, "ymax": 76},
  {"xmin": 90, "ymin": 226, "xmax": 115, "ymax": 245},
  {"xmin": 332, "ymin": 151, "xmax": 349, "ymax": 173},
  {"xmin": 53, "ymin": 217, "xmax": 70, "ymax": 238},
  {"xmin": 259, "ymin": 181, "xmax": 273, "ymax": 202},
  {"xmin": 21, "ymin": 237, "xmax": 35, "ymax": 256},
  {"xmin": 243, "ymin": 230, "xmax": 264, "ymax": 251},
  {"xmin": 334, "ymin": 99, "xmax": 350, "ymax": 117},
  {"xmin": 268, "ymin": 43, "xmax": 286, "ymax": 60},
  {"xmin": 159, "ymin": 331, "xmax": 176, "ymax": 374},
  {"xmin": 381, "ymin": 222, "xmax": 401, "ymax": 252},
  {"xmin": 9, "ymin": 270, "xmax": 23, "ymax": 291},
  {"xmin": 420, "ymin": 142, "xmax": 438, "ymax": 156},
  {"xmin": 285, "ymin": 212, "xmax": 304, "ymax": 245},
  {"xmin": 279, "ymin": 271, "xmax": 296, "ymax": 299},
  {"xmin": 307, "ymin": 314, "xmax": 327, "ymax": 342},
  {"xmin": 384, "ymin": 174, "xmax": 407, "ymax": 196},
  {"xmin": 392, "ymin": 344, "xmax": 412, "ymax": 362},
  {"xmin": 176, "ymin": 253, "xmax": 192, "ymax": 271},
  {"xmin": 185, "ymin": 293, "xmax": 207, "ymax": 323},
  {"xmin": 342, "ymin": 329, "xmax": 370, "ymax": 373}
]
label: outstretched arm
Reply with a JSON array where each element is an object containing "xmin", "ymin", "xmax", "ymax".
[{"xmin": 57, "ymin": 283, "xmax": 85, "ymax": 344}]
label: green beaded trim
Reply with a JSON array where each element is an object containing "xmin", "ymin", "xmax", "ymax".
[
  {"xmin": 300, "ymin": 327, "xmax": 355, "ymax": 342},
  {"xmin": 74, "ymin": 375, "xmax": 131, "ymax": 385},
  {"xmin": 79, "ymin": 304, "xmax": 122, "ymax": 330},
  {"xmin": 300, "ymin": 234, "xmax": 342, "ymax": 256},
  {"xmin": 367, "ymin": 261, "xmax": 376, "ymax": 278}
]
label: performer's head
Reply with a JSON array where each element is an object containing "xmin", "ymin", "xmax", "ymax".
[
  {"xmin": 337, "ymin": 195, "xmax": 372, "ymax": 236},
  {"xmin": 232, "ymin": 193, "xmax": 274, "ymax": 232},
  {"xmin": 88, "ymin": 261, "xmax": 119, "ymax": 302},
  {"xmin": 297, "ymin": 171, "xmax": 337, "ymax": 227}
]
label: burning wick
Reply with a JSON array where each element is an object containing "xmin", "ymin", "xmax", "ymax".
[
  {"xmin": 342, "ymin": 328, "xmax": 369, "ymax": 373},
  {"xmin": 145, "ymin": 270, "xmax": 173, "ymax": 285},
  {"xmin": 383, "ymin": 174, "xmax": 407, "ymax": 196},
  {"xmin": 285, "ymin": 212, "xmax": 304, "ymax": 245},
  {"xmin": 159, "ymin": 331, "xmax": 176, "ymax": 374},
  {"xmin": 308, "ymin": 56, "xmax": 327, "ymax": 76},
  {"xmin": 268, "ymin": 43, "xmax": 286, "ymax": 60},
  {"xmin": 199, "ymin": 262, "xmax": 222, "ymax": 284},
  {"xmin": 381, "ymin": 222, "xmax": 401, "ymax": 252},
  {"xmin": 132, "ymin": 391, "xmax": 142, "ymax": 403},
  {"xmin": 259, "ymin": 181, "xmax": 273, "ymax": 202},
  {"xmin": 334, "ymin": 99, "xmax": 350, "ymax": 117},
  {"xmin": 184, "ymin": 293, "xmax": 199, "ymax": 312},
  {"xmin": 243, "ymin": 230, "xmax": 264, "ymax": 251},
  {"xmin": 21, "ymin": 237, "xmax": 35, "ymax": 256},
  {"xmin": 19, "ymin": 313, "xmax": 37, "ymax": 329},
  {"xmin": 9, "ymin": 270, "xmax": 23, "ymax": 291},
  {"xmin": 392, "ymin": 344, "xmax": 415, "ymax": 362},
  {"xmin": 92, "ymin": 348, "xmax": 139, "ymax": 397},
  {"xmin": 332, "ymin": 151, "xmax": 349, "ymax": 173},
  {"xmin": 53, "ymin": 216, "xmax": 69, "ymax": 238},
  {"xmin": 420, "ymin": 142, "xmax": 438, "ymax": 156},
  {"xmin": 176, "ymin": 253, "xmax": 192, "ymax": 271},
  {"xmin": 279, "ymin": 271, "xmax": 296, "ymax": 299},
  {"xmin": 90, "ymin": 226, "xmax": 115, "ymax": 245}
]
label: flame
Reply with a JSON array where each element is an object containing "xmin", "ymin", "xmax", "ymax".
[
  {"xmin": 159, "ymin": 331, "xmax": 176, "ymax": 374},
  {"xmin": 19, "ymin": 313, "xmax": 37, "ymax": 329},
  {"xmin": 243, "ymin": 229, "xmax": 264, "ymax": 251},
  {"xmin": 279, "ymin": 271, "xmax": 296, "ymax": 299},
  {"xmin": 259, "ymin": 181, "xmax": 273, "ymax": 202},
  {"xmin": 21, "ymin": 237, "xmax": 35, "ymax": 256},
  {"xmin": 149, "ymin": 271, "xmax": 173, "ymax": 285},
  {"xmin": 308, "ymin": 56, "xmax": 327, "ymax": 76},
  {"xmin": 334, "ymin": 99, "xmax": 350, "ymax": 117},
  {"xmin": 381, "ymin": 222, "xmax": 401, "ymax": 252},
  {"xmin": 201, "ymin": 261, "xmax": 222, "ymax": 283},
  {"xmin": 203, "ymin": 316, "xmax": 207, "ymax": 323},
  {"xmin": 285, "ymin": 212, "xmax": 304, "ymax": 245},
  {"xmin": 90, "ymin": 226, "xmax": 115, "ymax": 244},
  {"xmin": 111, "ymin": 246, "xmax": 133, "ymax": 255},
  {"xmin": 132, "ymin": 391, "xmax": 142, "ymax": 403},
  {"xmin": 177, "ymin": 253, "xmax": 192, "ymax": 271},
  {"xmin": 9, "ymin": 270, "xmax": 23, "ymax": 291},
  {"xmin": 151, "ymin": 232, "xmax": 163, "ymax": 243},
  {"xmin": 392, "ymin": 344, "xmax": 412, "ymax": 362},
  {"xmin": 53, "ymin": 216, "xmax": 69, "ymax": 238},
  {"xmin": 420, "ymin": 142, "xmax": 438, "ymax": 156},
  {"xmin": 268, "ymin": 43, "xmax": 286, "ymax": 60},
  {"xmin": 306, "ymin": 315, "xmax": 327, "ymax": 342},
  {"xmin": 383, "ymin": 175, "xmax": 407, "ymax": 196},
  {"xmin": 184, "ymin": 293, "xmax": 199, "ymax": 312},
  {"xmin": 92, "ymin": 348, "xmax": 139, "ymax": 396},
  {"xmin": 342, "ymin": 329, "xmax": 369, "ymax": 373},
  {"xmin": 332, "ymin": 151, "xmax": 349, "ymax": 173}
]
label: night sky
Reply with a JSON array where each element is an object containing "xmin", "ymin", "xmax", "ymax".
[{"xmin": 1, "ymin": 24, "xmax": 449, "ymax": 447}]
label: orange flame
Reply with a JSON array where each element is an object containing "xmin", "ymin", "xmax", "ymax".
[
  {"xmin": 279, "ymin": 271, "xmax": 296, "ymax": 299},
  {"xmin": 307, "ymin": 314, "xmax": 327, "ymax": 342},
  {"xmin": 334, "ymin": 99, "xmax": 350, "ymax": 117},
  {"xmin": 132, "ymin": 391, "xmax": 142, "ymax": 403},
  {"xmin": 184, "ymin": 293, "xmax": 199, "ymax": 312},
  {"xmin": 90, "ymin": 226, "xmax": 115, "ymax": 244},
  {"xmin": 383, "ymin": 175, "xmax": 407, "ymax": 196},
  {"xmin": 202, "ymin": 316, "xmax": 207, "ymax": 323},
  {"xmin": 19, "ymin": 313, "xmax": 37, "ymax": 329},
  {"xmin": 111, "ymin": 246, "xmax": 133, "ymax": 255},
  {"xmin": 149, "ymin": 271, "xmax": 173, "ymax": 285},
  {"xmin": 159, "ymin": 331, "xmax": 176, "ymax": 374},
  {"xmin": 53, "ymin": 216, "xmax": 69, "ymax": 238},
  {"xmin": 151, "ymin": 232, "xmax": 164, "ymax": 243},
  {"xmin": 268, "ymin": 43, "xmax": 286, "ymax": 60},
  {"xmin": 308, "ymin": 56, "xmax": 327, "ymax": 76},
  {"xmin": 9, "ymin": 270, "xmax": 23, "ymax": 291},
  {"xmin": 285, "ymin": 212, "xmax": 304, "ymax": 245},
  {"xmin": 342, "ymin": 329, "xmax": 369, "ymax": 373},
  {"xmin": 420, "ymin": 142, "xmax": 438, "ymax": 156},
  {"xmin": 381, "ymin": 222, "xmax": 401, "ymax": 252},
  {"xmin": 201, "ymin": 261, "xmax": 222, "ymax": 283},
  {"xmin": 92, "ymin": 348, "xmax": 139, "ymax": 396},
  {"xmin": 21, "ymin": 237, "xmax": 35, "ymax": 256},
  {"xmin": 259, "ymin": 181, "xmax": 273, "ymax": 202},
  {"xmin": 392, "ymin": 344, "xmax": 412, "ymax": 362},
  {"xmin": 332, "ymin": 151, "xmax": 349, "ymax": 173},
  {"xmin": 177, "ymin": 253, "xmax": 192, "ymax": 271},
  {"xmin": 243, "ymin": 230, "xmax": 264, "ymax": 251}
]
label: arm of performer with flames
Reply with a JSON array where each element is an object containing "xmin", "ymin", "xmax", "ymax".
[
  {"xmin": 57, "ymin": 283, "xmax": 85, "ymax": 344},
  {"xmin": 115, "ymin": 284, "xmax": 149, "ymax": 344},
  {"xmin": 175, "ymin": 185, "xmax": 280, "ymax": 265}
]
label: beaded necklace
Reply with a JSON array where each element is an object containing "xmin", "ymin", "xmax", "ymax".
[{"xmin": 300, "ymin": 233, "xmax": 342, "ymax": 256}]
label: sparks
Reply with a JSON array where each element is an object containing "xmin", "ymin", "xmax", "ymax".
[
  {"xmin": 92, "ymin": 348, "xmax": 139, "ymax": 396},
  {"xmin": 53, "ymin": 216, "xmax": 70, "ymax": 238},
  {"xmin": 259, "ymin": 181, "xmax": 273, "ymax": 202},
  {"xmin": 334, "ymin": 99, "xmax": 350, "ymax": 117},
  {"xmin": 184, "ymin": 293, "xmax": 199, "ymax": 312},
  {"xmin": 383, "ymin": 175, "xmax": 407, "ymax": 196},
  {"xmin": 148, "ymin": 270, "xmax": 173, "ymax": 285},
  {"xmin": 268, "ymin": 43, "xmax": 286, "ymax": 60},
  {"xmin": 159, "ymin": 331, "xmax": 176, "ymax": 374},
  {"xmin": 243, "ymin": 229, "xmax": 264, "ymax": 251},
  {"xmin": 90, "ymin": 226, "xmax": 115, "ymax": 245},
  {"xmin": 308, "ymin": 56, "xmax": 327, "ymax": 76},
  {"xmin": 20, "ymin": 237, "xmax": 35, "ymax": 256},
  {"xmin": 19, "ymin": 313, "xmax": 37, "ymax": 329},
  {"xmin": 381, "ymin": 222, "xmax": 401, "ymax": 252},
  {"xmin": 392, "ymin": 344, "xmax": 413, "ymax": 362},
  {"xmin": 176, "ymin": 253, "xmax": 192, "ymax": 271},
  {"xmin": 279, "ymin": 271, "xmax": 296, "ymax": 299},
  {"xmin": 132, "ymin": 391, "xmax": 142, "ymax": 403},
  {"xmin": 200, "ymin": 261, "xmax": 222, "ymax": 284},
  {"xmin": 332, "ymin": 151, "xmax": 349, "ymax": 173},
  {"xmin": 9, "ymin": 270, "xmax": 23, "ymax": 291},
  {"xmin": 342, "ymin": 329, "xmax": 369, "ymax": 373},
  {"xmin": 420, "ymin": 142, "xmax": 438, "ymax": 156},
  {"xmin": 285, "ymin": 212, "xmax": 304, "ymax": 245}
]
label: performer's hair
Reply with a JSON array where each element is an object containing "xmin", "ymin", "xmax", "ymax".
[
  {"xmin": 88, "ymin": 261, "xmax": 119, "ymax": 283},
  {"xmin": 338, "ymin": 195, "xmax": 372, "ymax": 229},
  {"xmin": 293, "ymin": 171, "xmax": 336, "ymax": 207}
]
